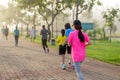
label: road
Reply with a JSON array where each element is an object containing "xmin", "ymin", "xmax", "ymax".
[{"xmin": 0, "ymin": 36, "xmax": 120, "ymax": 80}]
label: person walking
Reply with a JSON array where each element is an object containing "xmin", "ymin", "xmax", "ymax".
[
  {"xmin": 14, "ymin": 26, "xmax": 20, "ymax": 46},
  {"xmin": 30, "ymin": 26, "xmax": 35, "ymax": 42},
  {"xmin": 57, "ymin": 29, "xmax": 67, "ymax": 70},
  {"xmin": 1, "ymin": 26, "xmax": 5, "ymax": 38},
  {"xmin": 40, "ymin": 25, "xmax": 49, "ymax": 53},
  {"xmin": 67, "ymin": 20, "xmax": 92, "ymax": 80},
  {"xmin": 64, "ymin": 23, "xmax": 74, "ymax": 69},
  {"xmin": 4, "ymin": 26, "xmax": 9, "ymax": 40}
]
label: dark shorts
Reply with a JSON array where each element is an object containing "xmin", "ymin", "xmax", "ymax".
[
  {"xmin": 59, "ymin": 45, "xmax": 66, "ymax": 55},
  {"xmin": 66, "ymin": 44, "xmax": 71, "ymax": 54}
]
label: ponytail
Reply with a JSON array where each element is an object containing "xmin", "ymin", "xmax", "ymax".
[
  {"xmin": 73, "ymin": 20, "xmax": 84, "ymax": 42},
  {"xmin": 78, "ymin": 29, "xmax": 84, "ymax": 42},
  {"xmin": 62, "ymin": 33, "xmax": 65, "ymax": 36},
  {"xmin": 61, "ymin": 29, "xmax": 65, "ymax": 37}
]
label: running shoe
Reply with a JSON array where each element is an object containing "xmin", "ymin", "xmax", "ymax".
[
  {"xmin": 68, "ymin": 62, "xmax": 74, "ymax": 69},
  {"xmin": 61, "ymin": 64, "xmax": 66, "ymax": 70}
]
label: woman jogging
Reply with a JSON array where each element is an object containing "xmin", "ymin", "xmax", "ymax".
[
  {"xmin": 40, "ymin": 25, "xmax": 49, "ymax": 53},
  {"xmin": 4, "ymin": 26, "xmax": 9, "ymax": 40},
  {"xmin": 67, "ymin": 20, "xmax": 92, "ymax": 80},
  {"xmin": 57, "ymin": 29, "xmax": 67, "ymax": 70}
]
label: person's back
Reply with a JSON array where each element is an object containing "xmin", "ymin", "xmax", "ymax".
[
  {"xmin": 64, "ymin": 23, "xmax": 74, "ymax": 69},
  {"xmin": 57, "ymin": 31, "xmax": 66, "ymax": 46},
  {"xmin": 30, "ymin": 27, "xmax": 35, "ymax": 36},
  {"xmin": 14, "ymin": 29, "xmax": 19, "ymax": 36},
  {"xmin": 1, "ymin": 27, "xmax": 5, "ymax": 33},
  {"xmin": 40, "ymin": 25, "xmax": 49, "ymax": 53},
  {"xmin": 40, "ymin": 27, "xmax": 48, "ymax": 40},
  {"xmin": 65, "ymin": 28, "xmax": 74, "ymax": 37},
  {"xmin": 4, "ymin": 26, "xmax": 9, "ymax": 40},
  {"xmin": 14, "ymin": 26, "xmax": 19, "ymax": 46},
  {"xmin": 5, "ymin": 27, "xmax": 9, "ymax": 36},
  {"xmin": 1, "ymin": 26, "xmax": 5, "ymax": 38},
  {"xmin": 68, "ymin": 30, "xmax": 89, "ymax": 62},
  {"xmin": 57, "ymin": 29, "xmax": 67, "ymax": 70},
  {"xmin": 65, "ymin": 23, "xmax": 74, "ymax": 37},
  {"xmin": 67, "ymin": 20, "xmax": 91, "ymax": 80}
]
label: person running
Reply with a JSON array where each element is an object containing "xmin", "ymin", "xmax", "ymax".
[
  {"xmin": 40, "ymin": 25, "xmax": 49, "ymax": 53},
  {"xmin": 67, "ymin": 20, "xmax": 92, "ymax": 80},
  {"xmin": 14, "ymin": 26, "xmax": 20, "ymax": 46},
  {"xmin": 64, "ymin": 23, "xmax": 74, "ymax": 69},
  {"xmin": 1, "ymin": 26, "xmax": 5, "ymax": 38},
  {"xmin": 30, "ymin": 26, "xmax": 35, "ymax": 42},
  {"xmin": 4, "ymin": 26, "xmax": 9, "ymax": 40},
  {"xmin": 57, "ymin": 29, "xmax": 67, "ymax": 70}
]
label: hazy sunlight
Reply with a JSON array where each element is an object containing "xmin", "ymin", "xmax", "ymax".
[{"xmin": 0, "ymin": 0, "xmax": 9, "ymax": 7}]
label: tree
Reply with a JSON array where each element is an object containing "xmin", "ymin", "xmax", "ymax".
[
  {"xmin": 13, "ymin": 0, "xmax": 42, "ymax": 37},
  {"xmin": 0, "ymin": 5, "xmax": 6, "ymax": 24},
  {"xmin": 63, "ymin": 0, "xmax": 102, "ymax": 20},
  {"xmin": 14, "ymin": 0, "xmax": 70, "ymax": 40},
  {"xmin": 0, "ymin": 2, "xmax": 27, "ymax": 25},
  {"xmin": 103, "ymin": 8, "xmax": 120, "ymax": 42},
  {"xmin": 13, "ymin": 0, "xmax": 102, "ymax": 40},
  {"xmin": 0, "ymin": 3, "xmax": 15, "ymax": 24}
]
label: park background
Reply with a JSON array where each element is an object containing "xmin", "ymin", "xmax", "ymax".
[{"xmin": 0, "ymin": 0, "xmax": 120, "ymax": 66}]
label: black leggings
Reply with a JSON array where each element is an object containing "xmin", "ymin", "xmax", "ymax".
[
  {"xmin": 15, "ymin": 35, "xmax": 19, "ymax": 45},
  {"xmin": 42, "ymin": 39, "xmax": 48, "ymax": 50}
]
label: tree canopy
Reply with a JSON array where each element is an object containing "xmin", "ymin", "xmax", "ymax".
[{"xmin": 103, "ymin": 8, "xmax": 120, "ymax": 42}]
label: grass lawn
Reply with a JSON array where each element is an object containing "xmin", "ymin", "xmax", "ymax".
[
  {"xmin": 86, "ymin": 40, "xmax": 120, "ymax": 65},
  {"xmin": 24, "ymin": 36, "xmax": 120, "ymax": 66}
]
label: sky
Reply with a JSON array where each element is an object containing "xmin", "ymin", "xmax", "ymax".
[
  {"xmin": 0, "ymin": 0, "xmax": 9, "ymax": 7},
  {"xmin": 0, "ymin": 0, "xmax": 120, "ymax": 7},
  {"xmin": 0, "ymin": 0, "xmax": 120, "ymax": 32},
  {"xmin": 100, "ymin": 0, "xmax": 120, "ymax": 8}
]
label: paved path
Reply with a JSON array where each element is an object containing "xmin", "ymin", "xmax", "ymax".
[{"xmin": 0, "ymin": 36, "xmax": 120, "ymax": 80}]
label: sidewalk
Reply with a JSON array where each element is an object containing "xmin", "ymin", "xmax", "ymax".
[{"xmin": 0, "ymin": 36, "xmax": 120, "ymax": 80}]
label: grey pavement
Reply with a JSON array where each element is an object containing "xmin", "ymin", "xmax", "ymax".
[{"xmin": 0, "ymin": 35, "xmax": 120, "ymax": 80}]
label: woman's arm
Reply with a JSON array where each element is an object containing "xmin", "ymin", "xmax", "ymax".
[{"xmin": 85, "ymin": 40, "xmax": 92, "ymax": 46}]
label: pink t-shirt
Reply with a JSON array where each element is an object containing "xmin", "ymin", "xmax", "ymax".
[{"xmin": 67, "ymin": 30, "xmax": 90, "ymax": 62}]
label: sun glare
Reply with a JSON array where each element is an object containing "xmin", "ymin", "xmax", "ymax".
[{"xmin": 0, "ymin": 0, "xmax": 9, "ymax": 7}]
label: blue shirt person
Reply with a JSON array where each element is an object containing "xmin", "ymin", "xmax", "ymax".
[
  {"xmin": 65, "ymin": 28, "xmax": 74, "ymax": 37},
  {"xmin": 64, "ymin": 23, "xmax": 74, "ymax": 69},
  {"xmin": 14, "ymin": 26, "xmax": 20, "ymax": 46},
  {"xmin": 1, "ymin": 26, "xmax": 5, "ymax": 38}
]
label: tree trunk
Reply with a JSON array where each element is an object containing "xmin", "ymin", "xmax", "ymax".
[
  {"xmin": 73, "ymin": 8, "xmax": 75, "ymax": 22},
  {"xmin": 26, "ymin": 24, "xmax": 29, "ymax": 38},
  {"xmin": 103, "ymin": 32, "xmax": 106, "ymax": 40},
  {"xmin": 109, "ymin": 28, "xmax": 112, "ymax": 42},
  {"xmin": 47, "ymin": 25, "xmax": 51, "ymax": 42},
  {"xmin": 34, "ymin": 25, "xmax": 36, "ymax": 39},
  {"xmin": 51, "ymin": 16, "xmax": 54, "ymax": 38},
  {"xmin": 76, "ymin": 4, "xmax": 79, "ymax": 20},
  {"xmin": 103, "ymin": 27, "xmax": 106, "ymax": 39}
]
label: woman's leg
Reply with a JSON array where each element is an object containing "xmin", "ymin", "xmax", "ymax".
[
  {"xmin": 44, "ymin": 39, "xmax": 48, "ymax": 48},
  {"xmin": 61, "ymin": 54, "xmax": 66, "ymax": 69},
  {"xmin": 44, "ymin": 39, "xmax": 49, "ymax": 52},
  {"xmin": 16, "ymin": 36, "xmax": 19, "ymax": 45},
  {"xmin": 61, "ymin": 55, "xmax": 65, "ymax": 64},
  {"xmin": 59, "ymin": 45, "xmax": 66, "ymax": 69},
  {"xmin": 67, "ymin": 45, "xmax": 74, "ymax": 68},
  {"xmin": 74, "ymin": 62, "xmax": 84, "ymax": 80},
  {"xmin": 42, "ymin": 39, "xmax": 46, "ymax": 51}
]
